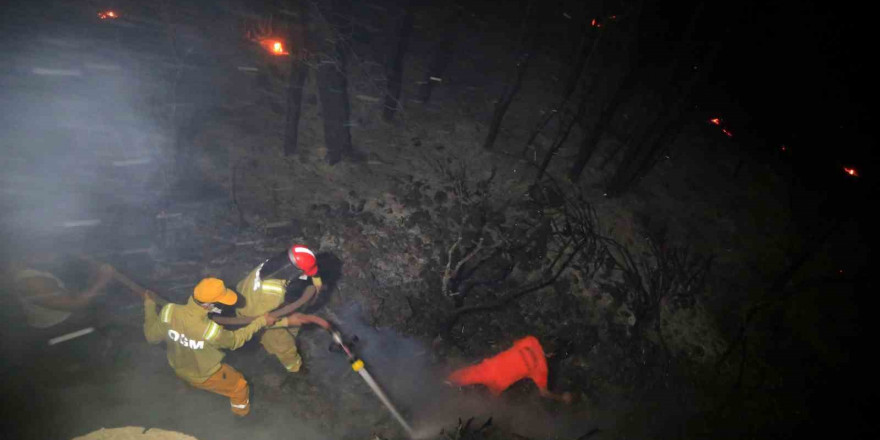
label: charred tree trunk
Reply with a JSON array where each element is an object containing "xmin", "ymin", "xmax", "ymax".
[
  {"xmin": 605, "ymin": 96, "xmax": 686, "ymax": 196},
  {"xmin": 283, "ymin": 1, "xmax": 309, "ymax": 156},
  {"xmin": 483, "ymin": 0, "xmax": 536, "ymax": 151},
  {"xmin": 562, "ymin": 3, "xmax": 604, "ymax": 99},
  {"xmin": 483, "ymin": 52, "xmax": 532, "ymax": 151},
  {"xmin": 605, "ymin": 39, "xmax": 719, "ymax": 196},
  {"xmin": 417, "ymin": 6, "xmax": 460, "ymax": 104},
  {"xmin": 523, "ymin": 14, "xmax": 603, "ymax": 157},
  {"xmin": 383, "ymin": 0, "xmax": 414, "ymax": 121},
  {"xmin": 313, "ymin": 0, "xmax": 353, "ymax": 164},
  {"xmin": 567, "ymin": 68, "xmax": 639, "ymax": 181},
  {"xmin": 536, "ymin": 91, "xmax": 589, "ymax": 180}
]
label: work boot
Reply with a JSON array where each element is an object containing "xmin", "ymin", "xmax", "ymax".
[{"xmin": 233, "ymin": 406, "xmax": 266, "ymax": 425}]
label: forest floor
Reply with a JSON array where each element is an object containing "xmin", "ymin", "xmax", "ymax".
[{"xmin": 0, "ymin": 1, "xmax": 809, "ymax": 439}]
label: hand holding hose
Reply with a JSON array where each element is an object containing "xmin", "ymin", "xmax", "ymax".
[{"xmin": 272, "ymin": 312, "xmax": 330, "ymax": 330}]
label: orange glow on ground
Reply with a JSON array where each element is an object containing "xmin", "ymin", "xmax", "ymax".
[{"xmin": 98, "ymin": 10, "xmax": 118, "ymax": 20}]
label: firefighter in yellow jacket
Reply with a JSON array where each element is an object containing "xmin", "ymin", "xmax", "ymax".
[
  {"xmin": 235, "ymin": 272, "xmax": 301, "ymax": 372},
  {"xmin": 143, "ymin": 277, "xmax": 275, "ymax": 416},
  {"xmin": 235, "ymin": 244, "xmax": 322, "ymax": 374}
]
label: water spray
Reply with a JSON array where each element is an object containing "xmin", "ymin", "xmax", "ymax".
[{"xmin": 330, "ymin": 329, "xmax": 417, "ymax": 438}]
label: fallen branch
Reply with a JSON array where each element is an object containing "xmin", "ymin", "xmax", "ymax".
[
  {"xmin": 442, "ymin": 236, "xmax": 462, "ymax": 295},
  {"xmin": 443, "ymin": 237, "xmax": 485, "ymax": 296}
]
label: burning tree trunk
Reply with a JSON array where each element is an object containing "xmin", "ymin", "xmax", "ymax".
[
  {"xmin": 312, "ymin": 0, "xmax": 353, "ymax": 164},
  {"xmin": 417, "ymin": 6, "xmax": 460, "ymax": 104},
  {"xmin": 483, "ymin": 1, "xmax": 536, "ymax": 151},
  {"xmin": 383, "ymin": 0, "xmax": 414, "ymax": 121},
  {"xmin": 283, "ymin": 1, "xmax": 309, "ymax": 156}
]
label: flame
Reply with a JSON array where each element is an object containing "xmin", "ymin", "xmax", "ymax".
[
  {"xmin": 591, "ymin": 18, "xmax": 597, "ymax": 26},
  {"xmin": 259, "ymin": 39, "xmax": 288, "ymax": 55},
  {"xmin": 98, "ymin": 10, "xmax": 118, "ymax": 20},
  {"xmin": 708, "ymin": 117, "xmax": 721, "ymax": 125},
  {"xmin": 721, "ymin": 128, "xmax": 733, "ymax": 137},
  {"xmin": 843, "ymin": 167, "xmax": 858, "ymax": 177}
]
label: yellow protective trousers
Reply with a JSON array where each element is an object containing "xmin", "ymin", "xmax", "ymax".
[{"xmin": 260, "ymin": 327, "xmax": 302, "ymax": 373}]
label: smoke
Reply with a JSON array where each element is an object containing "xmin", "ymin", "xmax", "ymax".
[
  {"xmin": 306, "ymin": 302, "xmax": 596, "ymax": 439},
  {"xmin": 0, "ymin": 0, "xmax": 168, "ymax": 256}
]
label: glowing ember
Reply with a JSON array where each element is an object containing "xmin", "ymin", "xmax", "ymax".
[
  {"xmin": 708, "ymin": 117, "xmax": 721, "ymax": 125},
  {"xmin": 259, "ymin": 39, "xmax": 288, "ymax": 55},
  {"xmin": 98, "ymin": 10, "xmax": 118, "ymax": 20},
  {"xmin": 591, "ymin": 18, "xmax": 597, "ymax": 26},
  {"xmin": 781, "ymin": 145, "xmax": 786, "ymax": 151},
  {"xmin": 843, "ymin": 167, "xmax": 858, "ymax": 177},
  {"xmin": 721, "ymin": 128, "xmax": 733, "ymax": 137}
]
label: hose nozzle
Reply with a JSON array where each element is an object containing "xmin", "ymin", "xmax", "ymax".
[{"xmin": 330, "ymin": 329, "xmax": 344, "ymax": 346}]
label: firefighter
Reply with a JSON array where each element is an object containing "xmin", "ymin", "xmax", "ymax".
[
  {"xmin": 233, "ymin": 244, "xmax": 321, "ymax": 374},
  {"xmin": 447, "ymin": 336, "xmax": 573, "ymax": 403},
  {"xmin": 6, "ymin": 253, "xmax": 115, "ymax": 330},
  {"xmin": 2, "ymin": 250, "xmax": 117, "ymax": 381},
  {"xmin": 143, "ymin": 277, "xmax": 276, "ymax": 416},
  {"xmin": 252, "ymin": 244, "xmax": 323, "ymax": 295}
]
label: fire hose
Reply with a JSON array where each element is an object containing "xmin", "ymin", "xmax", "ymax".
[
  {"xmin": 78, "ymin": 254, "xmax": 319, "ymax": 325},
  {"xmin": 328, "ymin": 328, "xmax": 416, "ymax": 438}
]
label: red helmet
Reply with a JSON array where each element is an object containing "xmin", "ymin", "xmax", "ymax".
[{"xmin": 287, "ymin": 245, "xmax": 318, "ymax": 276}]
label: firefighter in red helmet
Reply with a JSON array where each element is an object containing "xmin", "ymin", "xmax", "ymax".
[
  {"xmin": 286, "ymin": 245, "xmax": 321, "ymax": 290},
  {"xmin": 247, "ymin": 244, "xmax": 323, "ymax": 294},
  {"xmin": 228, "ymin": 244, "xmax": 322, "ymax": 374}
]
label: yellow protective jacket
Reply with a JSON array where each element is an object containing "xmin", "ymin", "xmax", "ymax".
[
  {"xmin": 144, "ymin": 297, "xmax": 267, "ymax": 383},
  {"xmin": 235, "ymin": 266, "xmax": 288, "ymax": 317}
]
